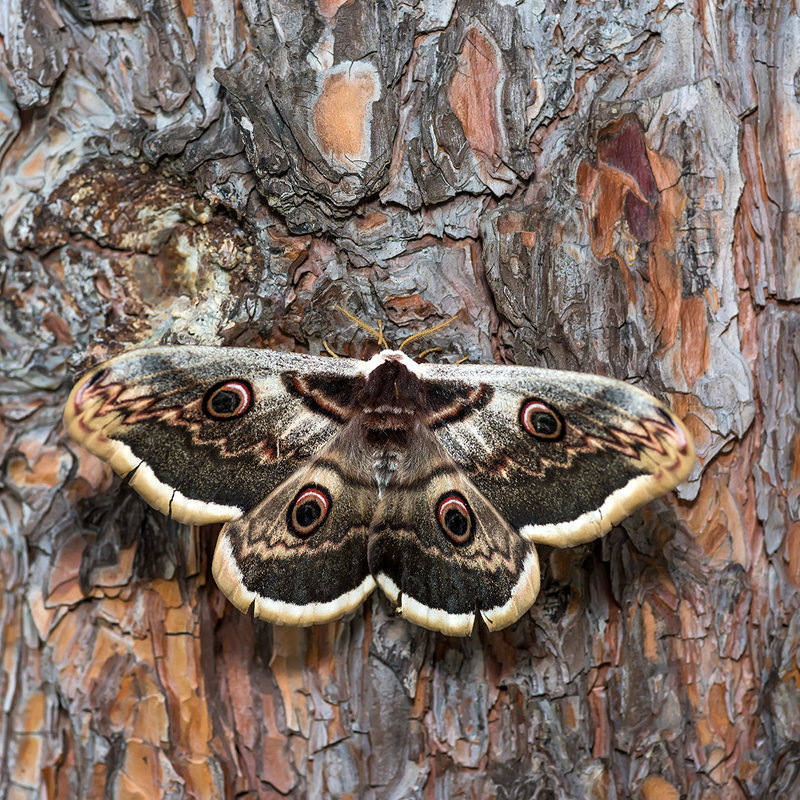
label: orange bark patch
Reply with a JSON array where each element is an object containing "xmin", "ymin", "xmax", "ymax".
[
  {"xmin": 641, "ymin": 775, "xmax": 679, "ymax": 800},
  {"xmin": 318, "ymin": 0, "xmax": 352, "ymax": 18},
  {"xmin": 263, "ymin": 732, "xmax": 296, "ymax": 794},
  {"xmin": 43, "ymin": 310, "xmax": 73, "ymax": 344},
  {"xmin": 679, "ymin": 296, "xmax": 710, "ymax": 385},
  {"xmin": 687, "ymin": 466, "xmax": 748, "ymax": 567},
  {"xmin": 12, "ymin": 734, "xmax": 43, "ymax": 787},
  {"xmin": 7, "ymin": 441, "xmax": 67, "ymax": 489},
  {"xmin": 784, "ymin": 521, "xmax": 800, "ymax": 588},
  {"xmin": 262, "ymin": 692, "xmax": 297, "ymax": 793},
  {"xmin": 707, "ymin": 682, "xmax": 730, "ymax": 737},
  {"xmin": 641, "ymin": 600, "xmax": 659, "ymax": 662},
  {"xmin": 650, "ymin": 246, "xmax": 683, "ymax": 352},
  {"xmin": 21, "ymin": 145, "xmax": 46, "ymax": 179},
  {"xmin": 314, "ymin": 64, "xmax": 380, "ymax": 166},
  {"xmin": 576, "ymin": 161, "xmax": 598, "ymax": 203},
  {"xmin": 149, "ymin": 577, "xmax": 184, "ymax": 608},
  {"xmin": 448, "ymin": 27, "xmax": 503, "ymax": 164},
  {"xmin": 88, "ymin": 627, "xmax": 129, "ymax": 681},
  {"xmin": 562, "ymin": 696, "xmax": 577, "ymax": 729},
  {"xmin": 183, "ymin": 758, "xmax": 220, "ymax": 798},
  {"xmin": 791, "ymin": 429, "xmax": 800, "ymax": 484},
  {"xmin": 48, "ymin": 609, "xmax": 83, "ymax": 670},
  {"xmin": 162, "ymin": 634, "xmax": 213, "ymax": 750},
  {"xmin": 132, "ymin": 687, "xmax": 170, "ymax": 745},
  {"xmin": 717, "ymin": 479, "xmax": 748, "ymax": 567},
  {"xmin": 109, "ymin": 670, "xmax": 169, "ymax": 743},
  {"xmin": 593, "ymin": 175, "xmax": 628, "ymax": 256},
  {"xmin": 355, "ymin": 210, "xmax": 388, "ymax": 230},
  {"xmin": 696, "ymin": 717, "xmax": 714, "ymax": 747},
  {"xmin": 21, "ymin": 691, "xmax": 46, "ymax": 732},
  {"xmin": 587, "ymin": 667, "xmax": 610, "ymax": 758},
  {"xmin": 116, "ymin": 740, "xmax": 165, "ymax": 798}
]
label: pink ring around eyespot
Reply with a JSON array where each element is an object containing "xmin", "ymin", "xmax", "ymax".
[
  {"xmin": 289, "ymin": 486, "xmax": 331, "ymax": 536},
  {"xmin": 205, "ymin": 380, "xmax": 252, "ymax": 418},
  {"xmin": 436, "ymin": 492, "xmax": 473, "ymax": 545},
  {"xmin": 520, "ymin": 399, "xmax": 564, "ymax": 440}
]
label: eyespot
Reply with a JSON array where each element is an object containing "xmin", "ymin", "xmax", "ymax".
[
  {"xmin": 520, "ymin": 399, "xmax": 564, "ymax": 440},
  {"xmin": 288, "ymin": 486, "xmax": 331, "ymax": 537},
  {"xmin": 204, "ymin": 380, "xmax": 253, "ymax": 419},
  {"xmin": 435, "ymin": 492, "xmax": 475, "ymax": 546}
]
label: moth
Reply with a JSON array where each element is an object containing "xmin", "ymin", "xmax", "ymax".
[{"xmin": 64, "ymin": 339, "xmax": 694, "ymax": 636}]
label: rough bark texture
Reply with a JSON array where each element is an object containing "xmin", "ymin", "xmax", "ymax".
[{"xmin": 0, "ymin": 1, "xmax": 797, "ymax": 798}]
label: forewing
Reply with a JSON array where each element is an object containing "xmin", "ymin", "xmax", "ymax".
[
  {"xmin": 63, "ymin": 346, "xmax": 367, "ymax": 523},
  {"xmin": 416, "ymin": 362, "xmax": 694, "ymax": 547}
]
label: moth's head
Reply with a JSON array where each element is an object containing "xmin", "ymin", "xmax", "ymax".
[{"xmin": 363, "ymin": 349, "xmax": 424, "ymax": 377}]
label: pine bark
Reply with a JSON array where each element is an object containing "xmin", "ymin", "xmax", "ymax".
[{"xmin": 1, "ymin": 1, "xmax": 797, "ymax": 798}]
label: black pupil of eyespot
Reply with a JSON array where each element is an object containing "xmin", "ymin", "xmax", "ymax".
[
  {"xmin": 296, "ymin": 501, "xmax": 321, "ymax": 528},
  {"xmin": 444, "ymin": 508, "xmax": 468, "ymax": 538},
  {"xmin": 211, "ymin": 390, "xmax": 241, "ymax": 415},
  {"xmin": 533, "ymin": 412, "xmax": 558, "ymax": 436}
]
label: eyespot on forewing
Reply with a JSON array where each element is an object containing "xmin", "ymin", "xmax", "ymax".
[{"xmin": 204, "ymin": 380, "xmax": 253, "ymax": 419}]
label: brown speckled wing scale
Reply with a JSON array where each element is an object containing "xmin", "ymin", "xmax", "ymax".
[{"xmin": 65, "ymin": 345, "xmax": 694, "ymax": 636}]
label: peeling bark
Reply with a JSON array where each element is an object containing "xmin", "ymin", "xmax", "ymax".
[{"xmin": 1, "ymin": 1, "xmax": 798, "ymax": 798}]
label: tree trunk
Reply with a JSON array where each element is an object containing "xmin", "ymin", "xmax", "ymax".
[{"xmin": 1, "ymin": 1, "xmax": 797, "ymax": 798}]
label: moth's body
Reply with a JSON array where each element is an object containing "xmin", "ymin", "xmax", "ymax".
[
  {"xmin": 337, "ymin": 351, "xmax": 452, "ymax": 497},
  {"xmin": 64, "ymin": 345, "xmax": 694, "ymax": 636},
  {"xmin": 344, "ymin": 351, "xmax": 421, "ymax": 496}
]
